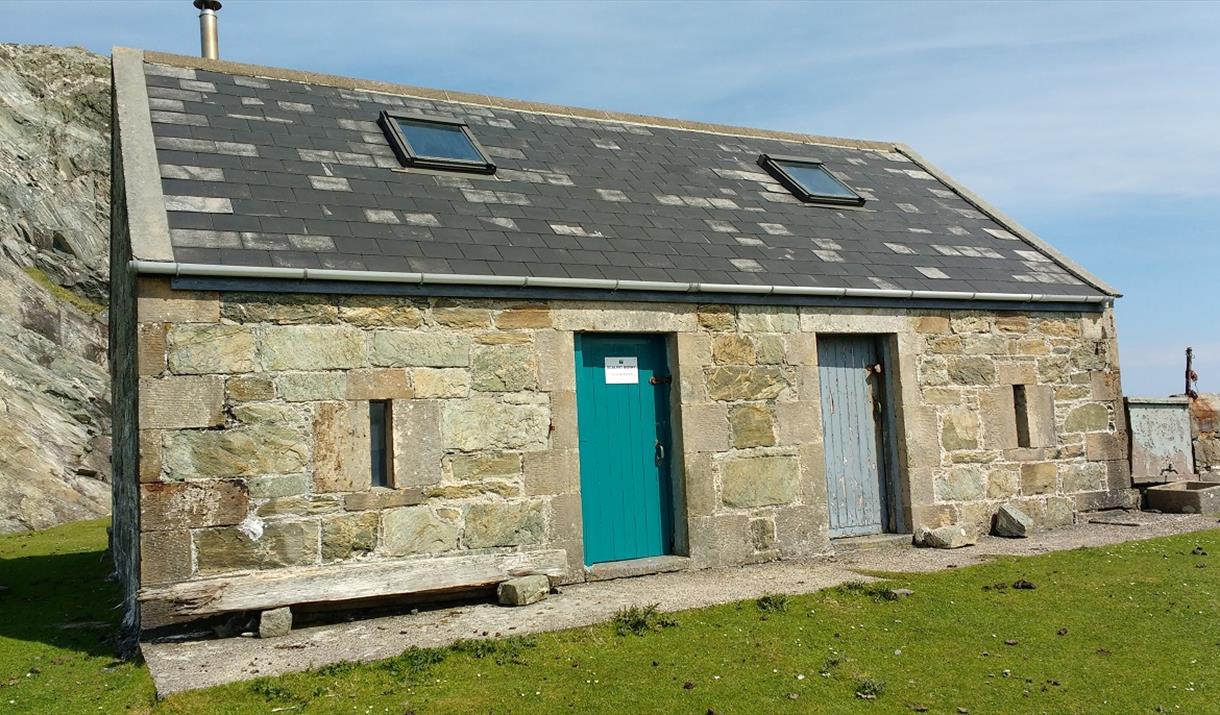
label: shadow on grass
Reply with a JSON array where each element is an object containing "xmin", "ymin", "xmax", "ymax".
[{"xmin": 0, "ymin": 527, "xmax": 121, "ymax": 658}]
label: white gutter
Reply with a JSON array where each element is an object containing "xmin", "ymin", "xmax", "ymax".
[{"xmin": 130, "ymin": 260, "xmax": 1111, "ymax": 304}]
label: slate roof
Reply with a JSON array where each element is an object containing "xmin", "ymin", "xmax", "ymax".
[{"xmin": 137, "ymin": 58, "xmax": 1112, "ymax": 301}]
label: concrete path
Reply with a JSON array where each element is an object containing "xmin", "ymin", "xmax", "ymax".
[{"xmin": 143, "ymin": 512, "xmax": 1218, "ymax": 696}]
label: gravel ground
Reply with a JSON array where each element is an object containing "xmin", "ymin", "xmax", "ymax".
[{"xmin": 143, "ymin": 512, "xmax": 1219, "ymax": 696}]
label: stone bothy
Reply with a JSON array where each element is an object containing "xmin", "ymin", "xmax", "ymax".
[{"xmin": 109, "ymin": 48, "xmax": 1132, "ymax": 643}]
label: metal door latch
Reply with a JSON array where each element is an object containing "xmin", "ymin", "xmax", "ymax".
[
  {"xmin": 655, "ymin": 440, "xmax": 666, "ymax": 465},
  {"xmin": 649, "ymin": 375, "xmax": 672, "ymax": 385}
]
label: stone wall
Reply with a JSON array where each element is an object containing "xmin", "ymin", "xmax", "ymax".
[{"xmin": 134, "ymin": 281, "xmax": 1130, "ymax": 600}]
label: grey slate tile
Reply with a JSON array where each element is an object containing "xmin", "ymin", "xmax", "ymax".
[{"xmin": 145, "ymin": 61, "xmax": 1105, "ymax": 298}]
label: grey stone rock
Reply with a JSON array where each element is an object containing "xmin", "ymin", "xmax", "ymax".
[
  {"xmin": 0, "ymin": 45, "xmax": 112, "ymax": 533},
  {"xmin": 992, "ymin": 504, "xmax": 1034, "ymax": 538},
  {"xmin": 497, "ymin": 574, "xmax": 550, "ymax": 606},
  {"xmin": 258, "ymin": 607, "xmax": 292, "ymax": 638},
  {"xmin": 915, "ymin": 523, "xmax": 978, "ymax": 549}
]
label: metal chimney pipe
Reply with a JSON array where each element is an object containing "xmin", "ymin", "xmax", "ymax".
[{"xmin": 194, "ymin": 0, "xmax": 222, "ymax": 60}]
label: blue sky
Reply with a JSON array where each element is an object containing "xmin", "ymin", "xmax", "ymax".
[{"xmin": 8, "ymin": 0, "xmax": 1218, "ymax": 395}]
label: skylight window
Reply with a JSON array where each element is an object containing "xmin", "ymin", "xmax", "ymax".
[
  {"xmin": 757, "ymin": 153, "xmax": 864, "ymax": 206},
  {"xmin": 379, "ymin": 111, "xmax": 496, "ymax": 174}
]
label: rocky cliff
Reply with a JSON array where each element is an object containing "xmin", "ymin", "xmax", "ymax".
[{"xmin": 0, "ymin": 44, "xmax": 111, "ymax": 532}]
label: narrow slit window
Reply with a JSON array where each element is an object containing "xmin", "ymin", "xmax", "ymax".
[
  {"xmin": 757, "ymin": 153, "xmax": 865, "ymax": 206},
  {"xmin": 370, "ymin": 401, "xmax": 393, "ymax": 488},
  {"xmin": 379, "ymin": 111, "xmax": 496, "ymax": 174},
  {"xmin": 1013, "ymin": 385, "xmax": 1032, "ymax": 448}
]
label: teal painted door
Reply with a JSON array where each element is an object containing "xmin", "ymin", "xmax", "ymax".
[
  {"xmin": 574, "ymin": 334, "xmax": 673, "ymax": 565},
  {"xmin": 817, "ymin": 335, "xmax": 893, "ymax": 537}
]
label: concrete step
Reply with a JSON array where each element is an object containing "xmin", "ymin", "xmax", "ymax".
[{"xmin": 831, "ymin": 532, "xmax": 911, "ymax": 557}]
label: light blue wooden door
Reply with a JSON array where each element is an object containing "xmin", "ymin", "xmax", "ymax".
[
  {"xmin": 574, "ymin": 334, "xmax": 673, "ymax": 565},
  {"xmin": 817, "ymin": 335, "xmax": 891, "ymax": 537}
]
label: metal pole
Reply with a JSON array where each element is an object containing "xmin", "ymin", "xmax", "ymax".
[{"xmin": 194, "ymin": 0, "xmax": 222, "ymax": 60}]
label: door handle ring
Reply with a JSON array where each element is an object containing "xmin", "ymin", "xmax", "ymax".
[{"xmin": 655, "ymin": 440, "xmax": 665, "ymax": 465}]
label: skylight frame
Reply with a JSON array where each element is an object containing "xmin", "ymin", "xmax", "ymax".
[
  {"xmin": 379, "ymin": 111, "xmax": 497, "ymax": 175},
  {"xmin": 757, "ymin": 153, "xmax": 865, "ymax": 207}
]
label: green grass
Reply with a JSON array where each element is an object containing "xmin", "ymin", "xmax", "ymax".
[
  {"xmin": 2, "ymin": 519, "xmax": 1219, "ymax": 713},
  {"xmin": 22, "ymin": 266, "xmax": 106, "ymax": 316}
]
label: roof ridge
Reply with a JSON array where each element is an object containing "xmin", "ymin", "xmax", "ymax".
[{"xmin": 136, "ymin": 48, "xmax": 897, "ymax": 152}]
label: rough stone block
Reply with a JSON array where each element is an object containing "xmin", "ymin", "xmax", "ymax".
[
  {"xmin": 139, "ymin": 375, "xmax": 224, "ymax": 429},
  {"xmin": 472, "ymin": 345, "xmax": 538, "ymax": 392},
  {"xmin": 549, "ymin": 390, "xmax": 579, "ymax": 450},
  {"xmin": 773, "ymin": 505, "xmax": 828, "ymax": 558},
  {"xmin": 679, "ymin": 403, "xmax": 729, "ymax": 452},
  {"xmin": 140, "ymin": 529, "xmax": 192, "ymax": 585},
  {"xmin": 1020, "ymin": 462, "xmax": 1058, "ymax": 495},
  {"xmin": 194, "ymin": 520, "xmax": 320, "ymax": 574},
  {"xmin": 137, "ymin": 278, "xmax": 219, "ymax": 323},
  {"xmin": 434, "ymin": 302, "xmax": 493, "ymax": 328},
  {"xmin": 337, "ymin": 296, "xmax": 423, "ymax": 328},
  {"xmin": 226, "ymin": 375, "xmax": 275, "ymax": 402},
  {"xmin": 683, "ymin": 452, "xmax": 716, "ymax": 518},
  {"xmin": 721, "ymin": 455, "xmax": 799, "ymax": 508},
  {"xmin": 992, "ymin": 504, "xmax": 1033, "ymax": 538},
  {"xmin": 393, "ymin": 399, "xmax": 444, "ymax": 487},
  {"xmin": 705, "ymin": 366, "xmax": 787, "ymax": 401},
  {"xmin": 996, "ymin": 362, "xmax": 1037, "ymax": 386},
  {"xmin": 313, "ymin": 400, "xmax": 372, "ymax": 493},
  {"xmin": 497, "ymin": 574, "xmax": 550, "ymax": 606},
  {"xmin": 523, "ymin": 449, "xmax": 579, "ymax": 496},
  {"xmin": 753, "ymin": 335, "xmax": 785, "ymax": 365},
  {"xmin": 1065, "ymin": 403, "xmax": 1110, "ymax": 433},
  {"xmin": 276, "ymin": 372, "xmax": 346, "ymax": 402},
  {"xmin": 260, "ymin": 325, "xmax": 365, "ymax": 370},
  {"xmin": 728, "ymin": 403, "xmax": 775, "ymax": 448},
  {"xmin": 345, "ymin": 368, "xmax": 412, "ymax": 400},
  {"xmin": 914, "ymin": 316, "xmax": 950, "ymax": 334},
  {"xmin": 979, "ymin": 386, "xmax": 1018, "ymax": 450},
  {"xmin": 711, "ymin": 335, "xmax": 755, "ymax": 365},
  {"xmin": 934, "ymin": 465, "xmax": 985, "ymax": 502},
  {"xmin": 369, "ymin": 332, "xmax": 469, "ymax": 367},
  {"xmin": 915, "ymin": 523, "xmax": 977, "ymax": 549},
  {"xmin": 986, "ymin": 467, "xmax": 1020, "ymax": 499},
  {"xmin": 536, "ymin": 331, "xmax": 576, "ymax": 392},
  {"xmin": 688, "ymin": 514, "xmax": 751, "ymax": 568},
  {"xmin": 1023, "ymin": 384, "xmax": 1057, "ymax": 447},
  {"xmin": 696, "ymin": 304, "xmax": 735, "ymax": 332},
  {"xmin": 221, "ymin": 293, "xmax": 337, "ymax": 325},
  {"xmin": 941, "ymin": 408, "xmax": 980, "ymax": 451},
  {"xmin": 736, "ymin": 305, "xmax": 798, "ymax": 333},
  {"xmin": 947, "ymin": 356, "xmax": 995, "ymax": 385},
  {"xmin": 168, "ymin": 324, "xmax": 256, "ymax": 374},
  {"xmin": 140, "ymin": 480, "xmax": 249, "ymax": 531},
  {"xmin": 138, "ymin": 322, "xmax": 167, "ymax": 376},
  {"xmin": 497, "ymin": 303, "xmax": 551, "ymax": 329},
  {"xmin": 259, "ymin": 607, "xmax": 293, "ymax": 638},
  {"xmin": 412, "ymin": 368, "xmax": 470, "ymax": 398},
  {"xmin": 140, "ymin": 431, "xmax": 164, "ymax": 482},
  {"xmin": 549, "ymin": 492, "xmax": 583, "ymax": 542},
  {"xmin": 441, "ymin": 397, "xmax": 549, "ymax": 452},
  {"xmin": 381, "ymin": 506, "xmax": 460, "ymax": 556},
  {"xmin": 774, "ymin": 401, "xmax": 819, "ymax": 446},
  {"xmin": 342, "ymin": 488, "xmax": 424, "ymax": 511},
  {"xmin": 246, "ymin": 474, "xmax": 309, "ymax": 499},
  {"xmin": 464, "ymin": 500, "xmax": 545, "ymax": 548},
  {"xmin": 451, "ymin": 452, "xmax": 522, "ymax": 481},
  {"xmin": 321, "ymin": 512, "xmax": 378, "ymax": 562},
  {"xmin": 749, "ymin": 517, "xmax": 776, "ymax": 551}
]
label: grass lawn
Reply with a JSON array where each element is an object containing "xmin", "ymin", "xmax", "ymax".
[{"xmin": 2, "ymin": 519, "xmax": 1218, "ymax": 714}]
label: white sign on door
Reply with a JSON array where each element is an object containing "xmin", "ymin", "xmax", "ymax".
[{"xmin": 604, "ymin": 356, "xmax": 639, "ymax": 385}]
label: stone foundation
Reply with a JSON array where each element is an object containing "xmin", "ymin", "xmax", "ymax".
[{"xmin": 134, "ymin": 277, "xmax": 1128, "ymax": 618}]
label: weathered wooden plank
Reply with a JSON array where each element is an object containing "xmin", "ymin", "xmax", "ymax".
[{"xmin": 138, "ymin": 549, "xmax": 568, "ymax": 619}]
